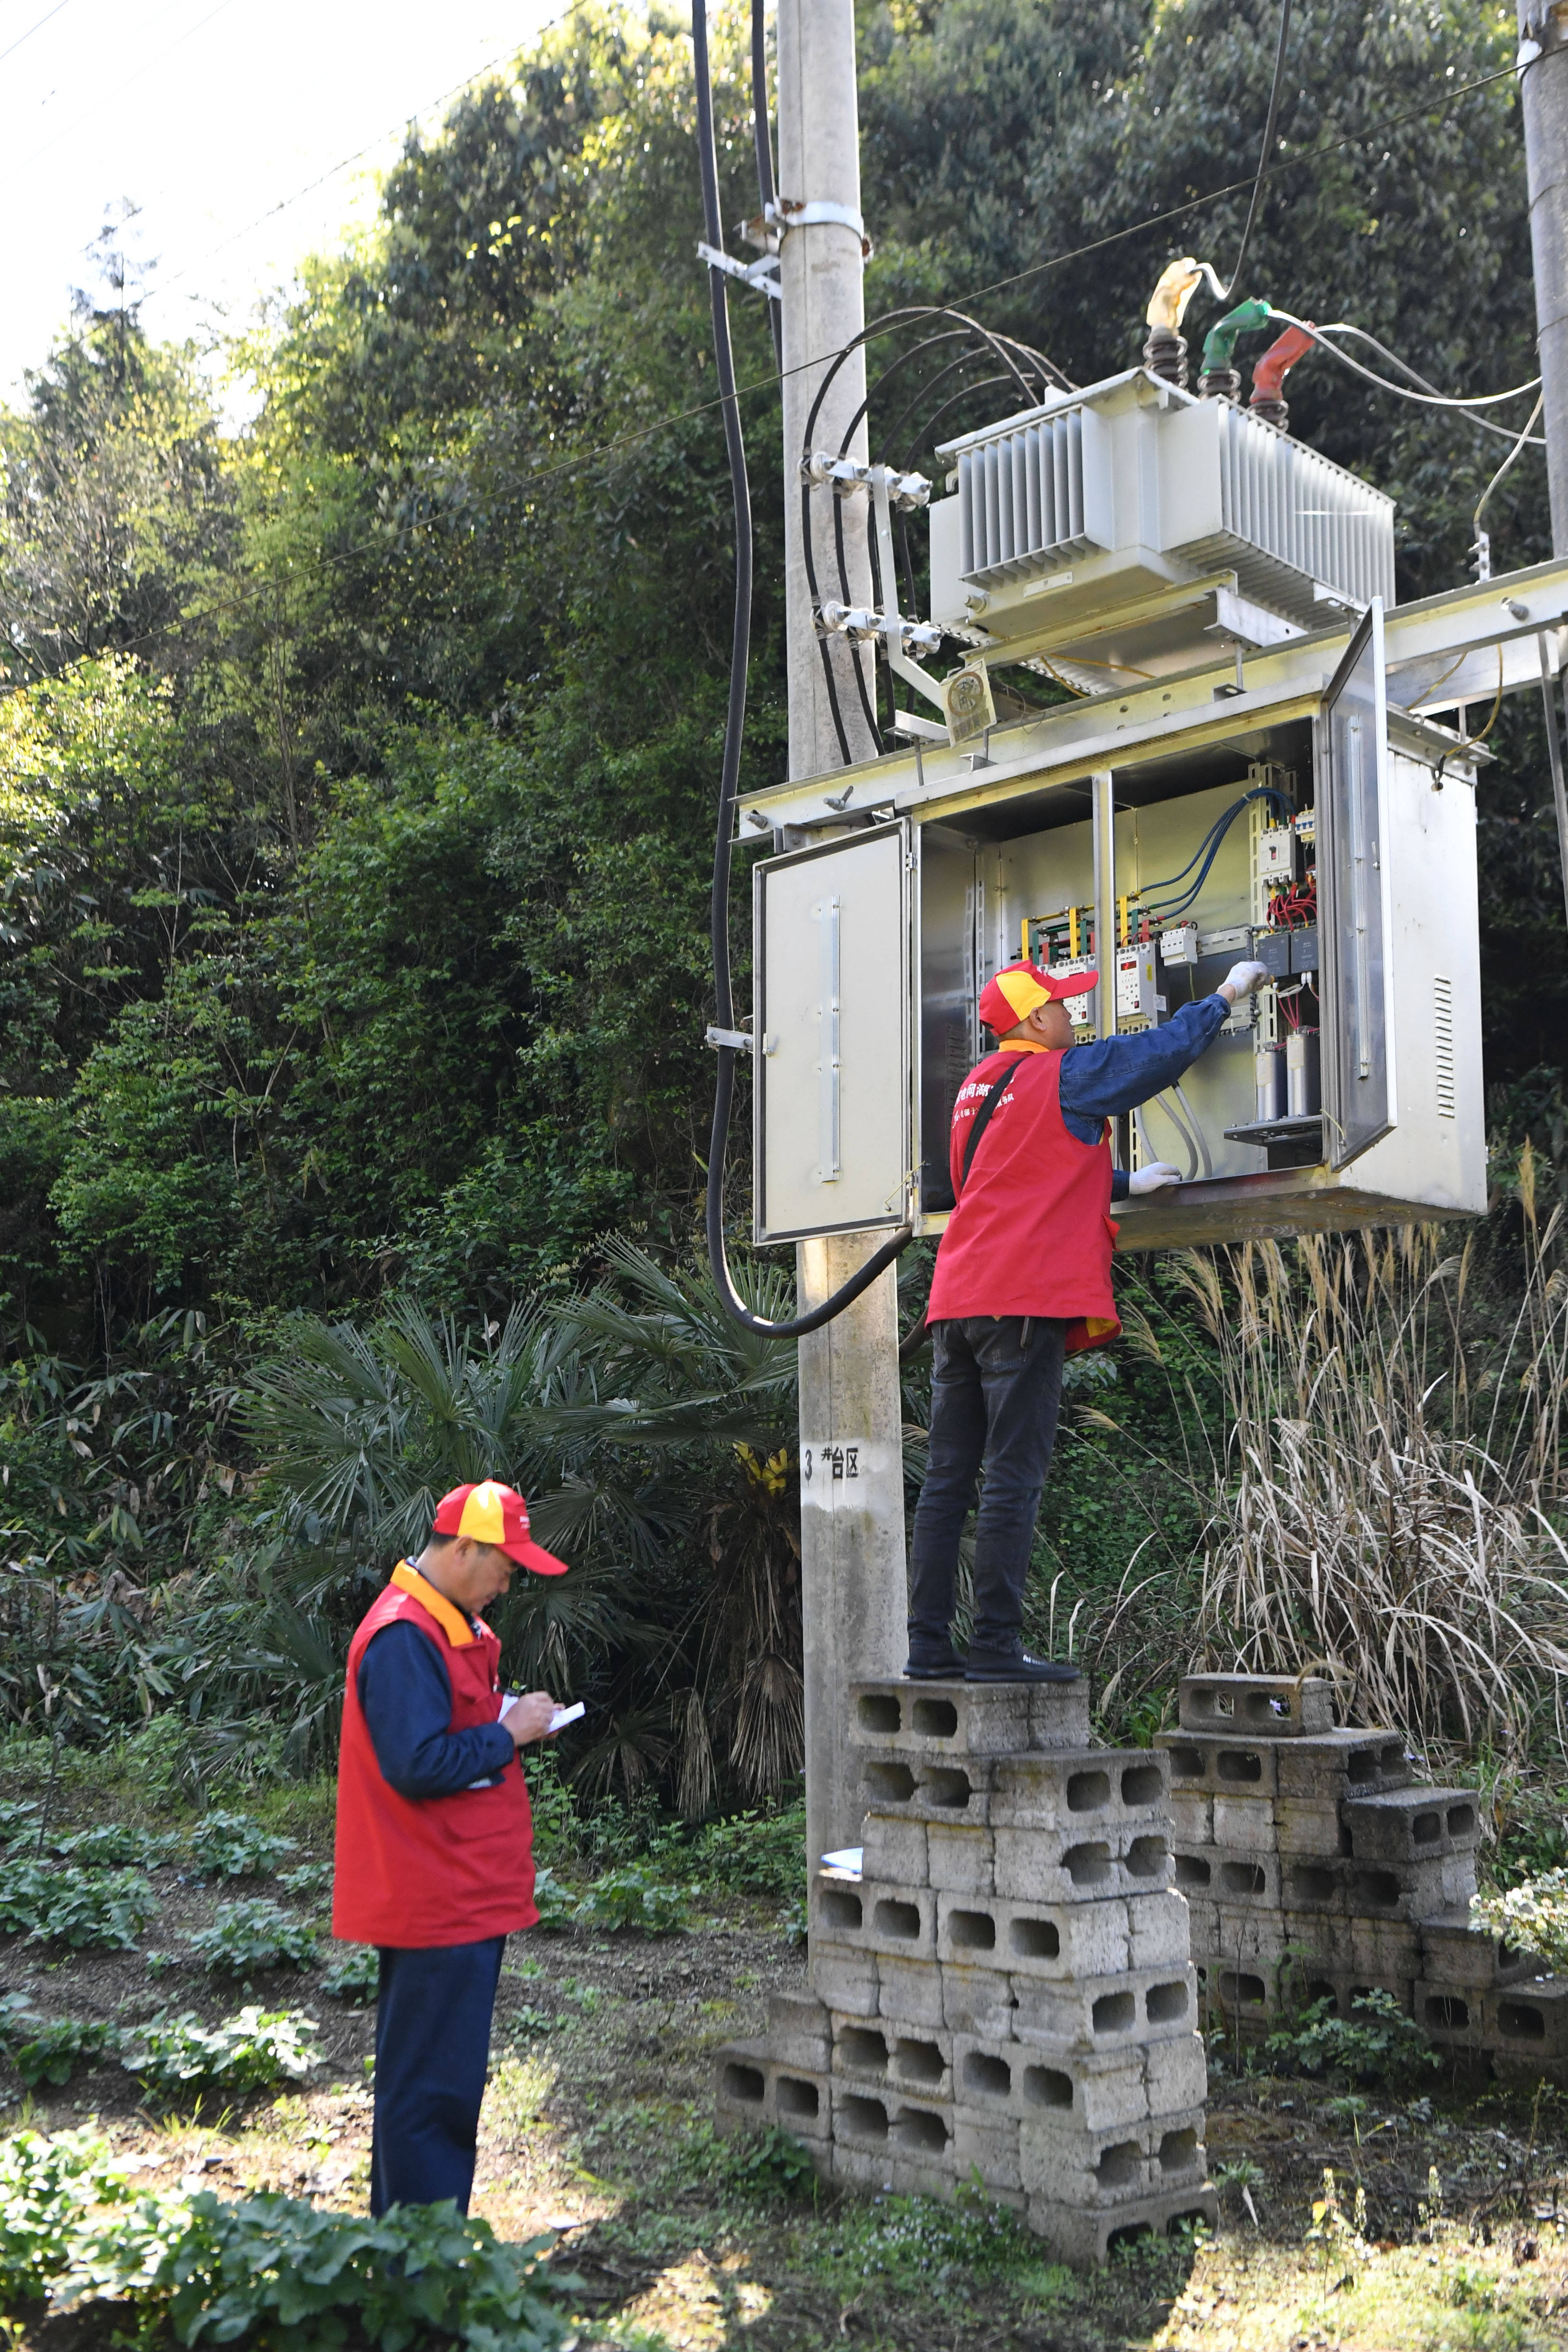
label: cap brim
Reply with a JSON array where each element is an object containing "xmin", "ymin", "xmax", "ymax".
[
  {"xmin": 500, "ymin": 1537, "xmax": 571, "ymax": 1577},
  {"xmin": 1044, "ymin": 967, "xmax": 1098, "ymax": 998}
]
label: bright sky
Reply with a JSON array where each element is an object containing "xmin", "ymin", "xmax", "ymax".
[{"xmin": 0, "ymin": 0, "xmax": 564, "ymax": 400}]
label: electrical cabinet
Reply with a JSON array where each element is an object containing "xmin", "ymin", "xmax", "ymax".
[{"xmin": 752, "ymin": 600, "xmax": 1485, "ymax": 1252}]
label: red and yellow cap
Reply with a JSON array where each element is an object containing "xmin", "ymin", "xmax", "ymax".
[
  {"xmin": 431, "ymin": 1480, "xmax": 570, "ymax": 1577},
  {"xmin": 977, "ymin": 960, "xmax": 1099, "ymax": 1034}
]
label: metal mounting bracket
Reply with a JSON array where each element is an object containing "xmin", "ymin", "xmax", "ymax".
[
  {"xmin": 764, "ymin": 196, "xmax": 873, "ymax": 258},
  {"xmin": 705, "ymin": 1025, "xmax": 754, "ymax": 1052},
  {"xmin": 695, "ymin": 242, "xmax": 782, "ymax": 301}
]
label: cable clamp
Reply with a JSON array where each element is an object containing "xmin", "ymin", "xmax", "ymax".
[
  {"xmin": 818, "ymin": 600, "xmax": 943, "ymax": 652},
  {"xmin": 696, "ymin": 242, "xmax": 781, "ymax": 301},
  {"xmin": 802, "ymin": 452, "xmax": 930, "ymax": 508},
  {"xmin": 764, "ymin": 196, "xmax": 873, "ymax": 258},
  {"xmin": 705, "ymin": 1025, "xmax": 754, "ymax": 1053}
]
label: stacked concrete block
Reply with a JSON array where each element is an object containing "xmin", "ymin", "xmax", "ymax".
[
  {"xmin": 716, "ymin": 1677, "xmax": 1216, "ymax": 2264},
  {"xmin": 1159, "ymin": 1674, "xmax": 1550, "ymax": 2063}
]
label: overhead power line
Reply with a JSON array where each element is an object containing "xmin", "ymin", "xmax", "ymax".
[
  {"xmin": 0, "ymin": 0, "xmax": 70, "ymax": 66},
  {"xmin": 19, "ymin": 39, "xmax": 1536, "ymax": 665}
]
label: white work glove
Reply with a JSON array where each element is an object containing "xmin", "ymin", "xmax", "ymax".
[
  {"xmin": 1129, "ymin": 1162, "xmax": 1183, "ymax": 1195},
  {"xmin": 1220, "ymin": 959, "xmax": 1271, "ymax": 1002}
]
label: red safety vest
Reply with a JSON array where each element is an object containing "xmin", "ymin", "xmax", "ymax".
[
  {"xmin": 926, "ymin": 1045, "xmax": 1121, "ymax": 1354},
  {"xmin": 332, "ymin": 1564, "xmax": 538, "ymax": 1948}
]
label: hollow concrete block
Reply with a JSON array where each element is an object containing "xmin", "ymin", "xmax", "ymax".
[
  {"xmin": 1341, "ymin": 1787, "xmax": 1482, "ymax": 1865},
  {"xmin": 1180, "ymin": 1673, "xmax": 1335, "ymax": 1737},
  {"xmin": 925, "ymin": 1821, "xmax": 995, "ymax": 1897},
  {"xmin": 875, "ymin": 1952, "xmax": 947, "ymax": 2029},
  {"xmin": 1419, "ymin": 1908, "xmax": 1538, "ymax": 1990},
  {"xmin": 940, "ymin": 1960, "xmax": 1018, "ymax": 2041},
  {"xmin": 1128, "ymin": 1889, "xmax": 1193, "ymax": 1972},
  {"xmin": 1011, "ymin": 1963, "xmax": 1198, "ymax": 2053},
  {"xmin": 832, "ymin": 2011, "xmax": 953, "ymax": 2099},
  {"xmin": 766, "ymin": 1988, "xmax": 832, "ymax": 2070},
  {"xmin": 860, "ymin": 1752, "xmax": 995, "ymax": 1827},
  {"xmin": 810, "ymin": 1937, "xmax": 880, "ymax": 2018},
  {"xmin": 847, "ymin": 1679, "xmax": 1032, "ymax": 1758},
  {"xmin": 860, "ymin": 1811, "xmax": 929, "ymax": 1885},
  {"xmin": 952, "ymin": 2109, "xmax": 1022, "ymax": 2191},
  {"xmin": 1273, "ymin": 1729, "xmax": 1410, "ymax": 1800},
  {"xmin": 1026, "ymin": 2182, "xmax": 1219, "ymax": 2267},
  {"xmin": 988, "ymin": 1749, "xmax": 1169, "ymax": 1833}
]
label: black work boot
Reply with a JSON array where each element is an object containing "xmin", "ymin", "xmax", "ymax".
[
  {"xmin": 904, "ymin": 1637, "xmax": 965, "ymax": 1681},
  {"xmin": 964, "ymin": 1642, "xmax": 1080, "ymax": 1684}
]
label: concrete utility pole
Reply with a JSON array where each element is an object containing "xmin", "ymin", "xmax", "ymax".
[
  {"xmin": 1520, "ymin": 1, "xmax": 1568, "ymax": 553},
  {"xmin": 774, "ymin": 0, "xmax": 907, "ymax": 1872}
]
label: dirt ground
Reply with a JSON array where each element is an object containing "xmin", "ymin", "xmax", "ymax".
[{"xmin": 8, "ymin": 1787, "xmax": 1568, "ymax": 2350}]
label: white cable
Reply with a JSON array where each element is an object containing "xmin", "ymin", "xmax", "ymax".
[
  {"xmin": 1174, "ymin": 1080, "xmax": 1214, "ymax": 1180},
  {"xmin": 1268, "ymin": 311, "xmax": 1546, "ymax": 446},
  {"xmin": 1138, "ymin": 1093, "xmax": 1201, "ymax": 1182},
  {"xmin": 1474, "ymin": 391, "xmax": 1545, "ymax": 539}
]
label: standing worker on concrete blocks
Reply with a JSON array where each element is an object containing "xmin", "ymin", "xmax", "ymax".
[
  {"xmin": 906, "ymin": 955, "xmax": 1271, "ymax": 1686},
  {"xmin": 333, "ymin": 1479, "xmax": 569, "ymax": 2216}
]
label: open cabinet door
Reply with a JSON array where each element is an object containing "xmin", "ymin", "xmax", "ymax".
[
  {"xmin": 1319, "ymin": 599, "xmax": 1396, "ymax": 1170},
  {"xmin": 753, "ymin": 823, "xmax": 911, "ymax": 1242}
]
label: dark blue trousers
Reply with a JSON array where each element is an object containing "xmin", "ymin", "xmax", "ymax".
[{"xmin": 371, "ymin": 1936, "xmax": 505, "ymax": 2215}]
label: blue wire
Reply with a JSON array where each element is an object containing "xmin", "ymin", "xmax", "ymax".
[{"xmin": 1141, "ymin": 787, "xmax": 1291, "ymax": 923}]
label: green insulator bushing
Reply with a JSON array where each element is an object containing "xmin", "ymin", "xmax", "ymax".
[{"xmin": 1200, "ymin": 297, "xmax": 1272, "ymax": 376}]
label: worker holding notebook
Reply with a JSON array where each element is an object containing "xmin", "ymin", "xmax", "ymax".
[
  {"xmin": 907, "ymin": 955, "xmax": 1268, "ymax": 1688},
  {"xmin": 333, "ymin": 1478, "xmax": 571, "ymax": 2213}
]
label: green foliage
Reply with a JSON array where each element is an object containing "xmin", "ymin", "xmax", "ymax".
[
  {"xmin": 694, "ymin": 1802, "xmax": 806, "ymax": 1902},
  {"xmin": 320, "ymin": 1946, "xmax": 379, "ymax": 2003},
  {"xmin": 822, "ymin": 2184, "xmax": 1051, "ymax": 2291},
  {"xmin": 2, "ymin": 2014, "xmax": 118, "ymax": 2089},
  {"xmin": 1472, "ymin": 1869, "xmax": 1568, "ymax": 1972},
  {"xmin": 572, "ymin": 1861, "xmax": 694, "ymax": 1934},
  {"xmin": 53, "ymin": 1823, "xmax": 175, "ymax": 1868},
  {"xmin": 0, "ymin": 2128, "xmax": 571, "ymax": 2348},
  {"xmin": 528, "ymin": 1867, "xmax": 578, "ymax": 1931},
  {"xmin": 186, "ymin": 1809, "xmax": 297, "ymax": 1879},
  {"xmin": 725, "ymin": 2124, "xmax": 817, "ymax": 2199},
  {"xmin": 276, "ymin": 1859, "xmax": 333, "ymax": 1900},
  {"xmin": 116, "ymin": 2006, "xmax": 321, "ymax": 2096},
  {"xmin": 1266, "ymin": 1991, "xmax": 1442, "ymax": 2085},
  {"xmin": 61, "ymin": 2188, "xmax": 572, "ymax": 2351},
  {"xmin": 185, "ymin": 1900, "xmax": 319, "ymax": 1974},
  {"xmin": 0, "ymin": 1858, "xmax": 155, "ymax": 1949},
  {"xmin": 0, "ymin": 2127, "xmax": 131, "ymax": 2307}
]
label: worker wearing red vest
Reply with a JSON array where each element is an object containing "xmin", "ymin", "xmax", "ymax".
[
  {"xmin": 333, "ymin": 1479, "xmax": 569, "ymax": 2215},
  {"xmin": 908, "ymin": 953, "xmax": 1268, "ymax": 1685}
]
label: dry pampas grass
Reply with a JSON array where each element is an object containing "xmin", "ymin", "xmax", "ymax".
[{"xmin": 1157, "ymin": 1187, "xmax": 1568, "ymax": 1770}]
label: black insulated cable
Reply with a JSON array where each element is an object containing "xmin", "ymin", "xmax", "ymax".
[
  {"xmin": 750, "ymin": 0, "xmax": 783, "ymax": 373},
  {"xmin": 693, "ymin": 0, "xmax": 913, "ymax": 1338},
  {"xmin": 1224, "ymin": 0, "xmax": 1293, "ymax": 300}
]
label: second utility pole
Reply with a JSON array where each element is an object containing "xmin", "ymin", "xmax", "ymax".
[
  {"xmin": 1520, "ymin": 0, "xmax": 1568, "ymax": 551},
  {"xmin": 774, "ymin": 0, "xmax": 907, "ymax": 1877}
]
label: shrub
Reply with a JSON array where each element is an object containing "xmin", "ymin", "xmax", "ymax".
[
  {"xmin": 1472, "ymin": 1869, "xmax": 1568, "ymax": 1971},
  {"xmin": 186, "ymin": 1810, "xmax": 297, "ymax": 1880},
  {"xmin": 0, "ymin": 2128, "xmax": 131, "ymax": 2307},
  {"xmin": 186, "ymin": 1901, "xmax": 318, "ymax": 1973},
  {"xmin": 276, "ymin": 1859, "xmax": 333, "ymax": 1900},
  {"xmin": 1265, "ymin": 1990, "xmax": 1441, "ymax": 2085},
  {"xmin": 0, "ymin": 1800, "xmax": 41, "ymax": 1846},
  {"xmin": 321, "ymin": 1946, "xmax": 379, "ymax": 2003},
  {"xmin": 0, "ymin": 1859, "xmax": 156, "ymax": 1950},
  {"xmin": 53, "ymin": 1824, "xmax": 174, "ymax": 1868},
  {"xmin": 694, "ymin": 1804, "xmax": 806, "ymax": 1902},
  {"xmin": 0, "ymin": 2134, "xmax": 572, "ymax": 2348},
  {"xmin": 726, "ymin": 2124, "xmax": 817, "ymax": 2198},
  {"xmin": 4, "ymin": 2015, "xmax": 118, "ymax": 2089},
  {"xmin": 117, "ymin": 2007, "xmax": 321, "ymax": 2095},
  {"xmin": 529, "ymin": 1866, "xmax": 576, "ymax": 1930},
  {"xmin": 574, "ymin": 1863, "xmax": 694, "ymax": 1934}
]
